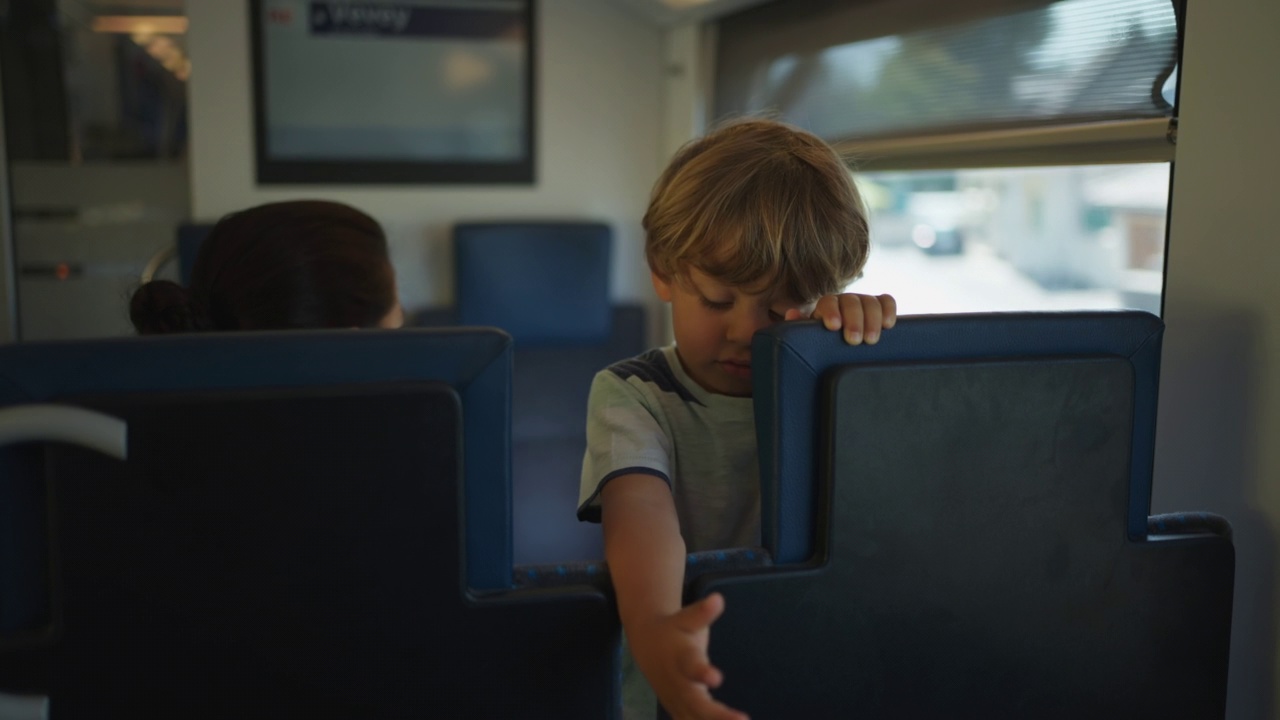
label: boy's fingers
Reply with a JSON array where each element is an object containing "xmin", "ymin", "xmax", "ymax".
[
  {"xmin": 811, "ymin": 295, "xmax": 841, "ymax": 331},
  {"xmin": 675, "ymin": 593, "xmax": 725, "ymax": 632},
  {"xmin": 676, "ymin": 687, "xmax": 750, "ymax": 720},
  {"xmin": 859, "ymin": 295, "xmax": 883, "ymax": 345},
  {"xmin": 700, "ymin": 696, "xmax": 750, "ymax": 720},
  {"xmin": 838, "ymin": 295, "xmax": 865, "ymax": 345},
  {"xmin": 677, "ymin": 650, "xmax": 722, "ymax": 687},
  {"xmin": 784, "ymin": 308, "xmax": 804, "ymax": 321},
  {"xmin": 879, "ymin": 294, "xmax": 898, "ymax": 328}
]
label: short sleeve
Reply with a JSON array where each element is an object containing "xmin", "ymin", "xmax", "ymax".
[{"xmin": 576, "ymin": 370, "xmax": 673, "ymax": 523}]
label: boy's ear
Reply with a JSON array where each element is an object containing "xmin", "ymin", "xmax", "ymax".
[{"xmin": 650, "ymin": 271, "xmax": 674, "ymax": 302}]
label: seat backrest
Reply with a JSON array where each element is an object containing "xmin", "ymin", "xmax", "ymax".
[
  {"xmin": 0, "ymin": 331, "xmax": 621, "ymax": 716},
  {"xmin": 507, "ymin": 307, "xmax": 645, "ymax": 565},
  {"xmin": 754, "ymin": 311, "xmax": 1165, "ymax": 563},
  {"xmin": 452, "ymin": 221, "xmax": 637, "ymax": 565},
  {"xmin": 453, "ymin": 222, "xmax": 612, "ymax": 346},
  {"xmin": 175, "ymin": 222, "xmax": 213, "ymax": 285},
  {"xmin": 687, "ymin": 312, "xmax": 1234, "ymax": 717},
  {"xmin": 0, "ymin": 329, "xmax": 513, "ymax": 635}
]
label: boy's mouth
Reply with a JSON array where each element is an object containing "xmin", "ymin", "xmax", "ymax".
[{"xmin": 720, "ymin": 360, "xmax": 752, "ymax": 379}]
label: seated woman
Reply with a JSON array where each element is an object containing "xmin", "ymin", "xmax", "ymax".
[{"xmin": 131, "ymin": 200, "xmax": 403, "ymax": 334}]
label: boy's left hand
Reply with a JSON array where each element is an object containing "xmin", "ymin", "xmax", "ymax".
[{"xmin": 785, "ymin": 293, "xmax": 897, "ymax": 345}]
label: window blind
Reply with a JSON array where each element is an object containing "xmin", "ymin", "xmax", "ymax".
[{"xmin": 714, "ymin": 0, "xmax": 1179, "ymax": 169}]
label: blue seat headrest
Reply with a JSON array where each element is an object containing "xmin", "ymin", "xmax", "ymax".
[
  {"xmin": 752, "ymin": 310, "xmax": 1165, "ymax": 564},
  {"xmin": 176, "ymin": 223, "xmax": 214, "ymax": 286},
  {"xmin": 454, "ymin": 222, "xmax": 612, "ymax": 346},
  {"xmin": 0, "ymin": 329, "xmax": 514, "ymax": 592}
]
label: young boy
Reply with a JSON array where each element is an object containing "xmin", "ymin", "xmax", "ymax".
[{"xmin": 577, "ymin": 118, "xmax": 896, "ymax": 720}]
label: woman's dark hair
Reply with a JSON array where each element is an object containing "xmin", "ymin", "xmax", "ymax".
[{"xmin": 130, "ymin": 200, "xmax": 397, "ymax": 334}]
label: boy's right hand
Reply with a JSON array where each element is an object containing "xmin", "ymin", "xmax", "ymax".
[
  {"xmin": 785, "ymin": 292, "xmax": 897, "ymax": 346},
  {"xmin": 630, "ymin": 593, "xmax": 749, "ymax": 720}
]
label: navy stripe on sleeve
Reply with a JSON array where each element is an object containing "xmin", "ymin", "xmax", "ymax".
[
  {"xmin": 608, "ymin": 349, "xmax": 702, "ymax": 405},
  {"xmin": 576, "ymin": 466, "xmax": 672, "ymax": 523}
]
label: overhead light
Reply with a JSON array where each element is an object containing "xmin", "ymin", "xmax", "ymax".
[{"xmin": 92, "ymin": 16, "xmax": 188, "ymax": 35}]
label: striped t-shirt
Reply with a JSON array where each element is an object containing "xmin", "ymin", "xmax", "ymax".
[{"xmin": 577, "ymin": 345, "xmax": 760, "ymax": 553}]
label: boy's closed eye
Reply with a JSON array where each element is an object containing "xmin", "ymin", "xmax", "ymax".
[
  {"xmin": 697, "ymin": 294, "xmax": 788, "ymax": 322},
  {"xmin": 697, "ymin": 295, "xmax": 734, "ymax": 312}
]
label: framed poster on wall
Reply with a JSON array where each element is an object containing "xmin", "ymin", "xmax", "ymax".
[{"xmin": 249, "ymin": 0, "xmax": 535, "ymax": 184}]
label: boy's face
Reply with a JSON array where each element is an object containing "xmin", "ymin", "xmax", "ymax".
[{"xmin": 653, "ymin": 267, "xmax": 812, "ymax": 397}]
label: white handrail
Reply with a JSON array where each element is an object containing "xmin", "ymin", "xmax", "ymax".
[
  {"xmin": 0, "ymin": 405, "xmax": 127, "ymax": 459},
  {"xmin": 140, "ymin": 243, "xmax": 178, "ymax": 284}
]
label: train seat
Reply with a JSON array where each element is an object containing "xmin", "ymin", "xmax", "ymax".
[
  {"xmin": 0, "ymin": 329, "xmax": 620, "ymax": 717},
  {"xmin": 175, "ymin": 222, "xmax": 213, "ymax": 285},
  {"xmin": 172, "ymin": 218, "xmax": 644, "ymax": 565},
  {"xmin": 688, "ymin": 311, "xmax": 1235, "ymax": 718},
  {"xmin": 426, "ymin": 221, "xmax": 647, "ymax": 565}
]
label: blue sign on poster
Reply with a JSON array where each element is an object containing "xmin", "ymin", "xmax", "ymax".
[{"xmin": 309, "ymin": 2, "xmax": 524, "ymax": 40}]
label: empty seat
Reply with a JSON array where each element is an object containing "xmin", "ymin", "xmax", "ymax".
[{"xmin": 449, "ymin": 221, "xmax": 647, "ymax": 564}]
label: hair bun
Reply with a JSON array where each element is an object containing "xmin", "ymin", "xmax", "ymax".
[{"xmin": 129, "ymin": 280, "xmax": 210, "ymax": 335}]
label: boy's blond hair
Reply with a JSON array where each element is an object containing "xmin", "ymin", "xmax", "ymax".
[{"xmin": 643, "ymin": 118, "xmax": 869, "ymax": 304}]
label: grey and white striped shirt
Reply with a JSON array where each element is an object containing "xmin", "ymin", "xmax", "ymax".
[{"xmin": 577, "ymin": 345, "xmax": 760, "ymax": 553}]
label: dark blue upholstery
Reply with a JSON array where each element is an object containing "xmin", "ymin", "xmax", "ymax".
[
  {"xmin": 753, "ymin": 311, "xmax": 1165, "ymax": 563},
  {"xmin": 0, "ymin": 329, "xmax": 514, "ymax": 593},
  {"xmin": 163, "ymin": 219, "xmax": 632, "ymax": 567},
  {"xmin": 415, "ymin": 308, "xmax": 648, "ymax": 565},
  {"xmin": 512, "ymin": 547, "xmax": 771, "ymax": 591},
  {"xmin": 434, "ymin": 221, "xmax": 646, "ymax": 565},
  {"xmin": 0, "ymin": 376, "xmax": 621, "ymax": 715},
  {"xmin": 454, "ymin": 222, "xmax": 613, "ymax": 346},
  {"xmin": 175, "ymin": 223, "xmax": 213, "ymax": 285},
  {"xmin": 685, "ymin": 311, "xmax": 1234, "ymax": 717}
]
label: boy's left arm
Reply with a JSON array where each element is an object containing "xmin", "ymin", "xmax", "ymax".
[{"xmin": 785, "ymin": 293, "xmax": 897, "ymax": 345}]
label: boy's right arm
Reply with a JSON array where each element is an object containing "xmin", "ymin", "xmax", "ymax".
[{"xmin": 601, "ymin": 474, "xmax": 749, "ymax": 720}]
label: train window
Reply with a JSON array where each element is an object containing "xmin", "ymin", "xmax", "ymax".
[
  {"xmin": 853, "ymin": 164, "xmax": 1168, "ymax": 315},
  {"xmin": 715, "ymin": 0, "xmax": 1180, "ymax": 315}
]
